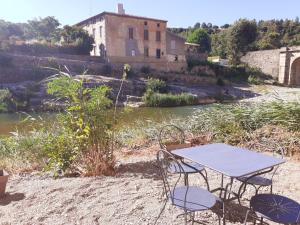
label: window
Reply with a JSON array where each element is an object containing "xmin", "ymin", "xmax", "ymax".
[
  {"xmin": 157, "ymin": 23, "xmax": 160, "ymax": 27},
  {"xmin": 100, "ymin": 26, "xmax": 103, "ymax": 38},
  {"xmin": 131, "ymin": 50, "xmax": 136, "ymax": 56},
  {"xmin": 156, "ymin": 49, "xmax": 161, "ymax": 59},
  {"xmin": 129, "ymin": 28, "xmax": 134, "ymax": 39},
  {"xmin": 144, "ymin": 21, "xmax": 148, "ymax": 26},
  {"xmin": 171, "ymin": 40, "xmax": 176, "ymax": 50},
  {"xmin": 144, "ymin": 47, "xmax": 149, "ymax": 57},
  {"xmin": 156, "ymin": 31, "xmax": 161, "ymax": 42},
  {"xmin": 144, "ymin": 29, "xmax": 149, "ymax": 40},
  {"xmin": 92, "ymin": 28, "xmax": 96, "ymax": 39}
]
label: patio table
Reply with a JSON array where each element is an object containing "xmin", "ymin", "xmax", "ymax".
[{"xmin": 172, "ymin": 143, "xmax": 285, "ymax": 203}]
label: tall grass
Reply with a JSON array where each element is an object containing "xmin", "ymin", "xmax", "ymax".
[
  {"xmin": 117, "ymin": 101, "xmax": 300, "ymax": 156},
  {"xmin": 144, "ymin": 93, "xmax": 199, "ymax": 107}
]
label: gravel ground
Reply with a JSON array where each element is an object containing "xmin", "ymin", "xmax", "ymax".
[
  {"xmin": 0, "ymin": 152, "xmax": 299, "ymax": 225},
  {"xmin": 240, "ymin": 85, "xmax": 300, "ymax": 103}
]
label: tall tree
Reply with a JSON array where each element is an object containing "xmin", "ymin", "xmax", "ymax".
[
  {"xmin": 187, "ymin": 28, "xmax": 211, "ymax": 52},
  {"xmin": 194, "ymin": 22, "xmax": 201, "ymax": 29},
  {"xmin": 25, "ymin": 16, "xmax": 60, "ymax": 40},
  {"xmin": 227, "ymin": 19, "xmax": 257, "ymax": 64},
  {"xmin": 60, "ymin": 25, "xmax": 94, "ymax": 55}
]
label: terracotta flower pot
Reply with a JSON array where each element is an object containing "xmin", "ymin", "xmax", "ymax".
[{"xmin": 0, "ymin": 170, "xmax": 9, "ymax": 197}]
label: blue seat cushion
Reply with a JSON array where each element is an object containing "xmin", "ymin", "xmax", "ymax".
[
  {"xmin": 251, "ymin": 194, "xmax": 300, "ymax": 224},
  {"xmin": 171, "ymin": 186, "xmax": 217, "ymax": 212}
]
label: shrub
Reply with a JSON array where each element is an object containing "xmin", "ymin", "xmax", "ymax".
[
  {"xmin": 46, "ymin": 73, "xmax": 115, "ymax": 175},
  {"xmin": 140, "ymin": 66, "xmax": 151, "ymax": 74},
  {"xmin": 144, "ymin": 92, "xmax": 198, "ymax": 107},
  {"xmin": 145, "ymin": 78, "xmax": 167, "ymax": 93},
  {"xmin": 43, "ymin": 65, "xmax": 129, "ymax": 176},
  {"xmin": 101, "ymin": 64, "xmax": 112, "ymax": 75},
  {"xmin": 0, "ymin": 130, "xmax": 49, "ymax": 172},
  {"xmin": 248, "ymin": 75, "xmax": 262, "ymax": 85},
  {"xmin": 0, "ymin": 89, "xmax": 12, "ymax": 112}
]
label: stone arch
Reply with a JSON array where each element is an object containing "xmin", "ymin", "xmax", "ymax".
[{"xmin": 290, "ymin": 56, "xmax": 300, "ymax": 86}]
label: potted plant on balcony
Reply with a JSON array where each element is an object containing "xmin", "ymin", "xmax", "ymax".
[{"xmin": 0, "ymin": 170, "xmax": 9, "ymax": 197}]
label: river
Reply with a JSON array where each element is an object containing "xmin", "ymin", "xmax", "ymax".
[{"xmin": 0, "ymin": 106, "xmax": 206, "ymax": 136}]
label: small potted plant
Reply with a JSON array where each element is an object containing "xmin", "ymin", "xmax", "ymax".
[{"xmin": 0, "ymin": 170, "xmax": 9, "ymax": 197}]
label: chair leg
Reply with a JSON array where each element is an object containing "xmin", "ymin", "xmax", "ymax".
[
  {"xmin": 191, "ymin": 212, "xmax": 195, "ymax": 225},
  {"xmin": 199, "ymin": 170, "xmax": 210, "ymax": 191},
  {"xmin": 184, "ymin": 174, "xmax": 189, "ymax": 186},
  {"xmin": 154, "ymin": 199, "xmax": 167, "ymax": 225},
  {"xmin": 222, "ymin": 201, "xmax": 226, "ymax": 225},
  {"xmin": 244, "ymin": 209, "xmax": 250, "ymax": 225},
  {"xmin": 184, "ymin": 210, "xmax": 188, "ymax": 225}
]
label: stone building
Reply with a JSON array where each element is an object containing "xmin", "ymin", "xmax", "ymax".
[
  {"xmin": 241, "ymin": 46, "xmax": 300, "ymax": 86},
  {"xmin": 76, "ymin": 4, "xmax": 186, "ymax": 71}
]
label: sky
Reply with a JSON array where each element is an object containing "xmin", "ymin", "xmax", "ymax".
[{"xmin": 0, "ymin": 0, "xmax": 300, "ymax": 28}]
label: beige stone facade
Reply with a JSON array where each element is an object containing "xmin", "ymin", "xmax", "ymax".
[{"xmin": 76, "ymin": 7, "xmax": 186, "ymax": 71}]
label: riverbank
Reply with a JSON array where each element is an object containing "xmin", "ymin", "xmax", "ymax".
[
  {"xmin": 1, "ymin": 85, "xmax": 300, "ymax": 224},
  {"xmin": 1, "ymin": 148, "xmax": 299, "ymax": 225}
]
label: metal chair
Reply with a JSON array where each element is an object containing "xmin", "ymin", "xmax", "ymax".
[
  {"xmin": 244, "ymin": 194, "xmax": 300, "ymax": 225},
  {"xmin": 237, "ymin": 139, "xmax": 285, "ymax": 198},
  {"xmin": 154, "ymin": 150, "xmax": 225, "ymax": 225},
  {"xmin": 158, "ymin": 125, "xmax": 209, "ymax": 189}
]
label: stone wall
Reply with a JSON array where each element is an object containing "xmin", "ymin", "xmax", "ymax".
[
  {"xmin": 185, "ymin": 43, "xmax": 208, "ymax": 62},
  {"xmin": 0, "ymin": 53, "xmax": 110, "ymax": 83},
  {"xmin": 241, "ymin": 49, "xmax": 281, "ymax": 78},
  {"xmin": 0, "ymin": 53, "xmax": 186, "ymax": 83}
]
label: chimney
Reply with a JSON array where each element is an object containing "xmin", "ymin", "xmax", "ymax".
[{"xmin": 117, "ymin": 3, "xmax": 125, "ymax": 14}]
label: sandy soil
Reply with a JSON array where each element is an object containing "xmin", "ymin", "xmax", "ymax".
[
  {"xmin": 0, "ymin": 150, "xmax": 299, "ymax": 225},
  {"xmin": 1, "ymin": 86, "xmax": 300, "ymax": 225}
]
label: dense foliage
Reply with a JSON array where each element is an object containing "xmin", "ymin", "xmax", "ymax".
[
  {"xmin": 227, "ymin": 19, "xmax": 258, "ymax": 64},
  {"xmin": 0, "ymin": 65, "xmax": 130, "ymax": 176},
  {"xmin": 186, "ymin": 29, "xmax": 211, "ymax": 52},
  {"xmin": 170, "ymin": 17, "xmax": 300, "ymax": 64},
  {"xmin": 0, "ymin": 17, "xmax": 94, "ymax": 55},
  {"xmin": 46, "ymin": 73, "xmax": 115, "ymax": 176}
]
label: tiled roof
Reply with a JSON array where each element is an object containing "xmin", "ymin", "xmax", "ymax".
[{"xmin": 76, "ymin": 11, "xmax": 167, "ymax": 26}]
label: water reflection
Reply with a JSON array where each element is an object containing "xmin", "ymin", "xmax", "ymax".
[{"xmin": 0, "ymin": 106, "xmax": 205, "ymax": 136}]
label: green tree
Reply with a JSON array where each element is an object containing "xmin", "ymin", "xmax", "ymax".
[
  {"xmin": 194, "ymin": 22, "xmax": 201, "ymax": 29},
  {"xmin": 60, "ymin": 25, "xmax": 94, "ymax": 55},
  {"xmin": 187, "ymin": 28, "xmax": 211, "ymax": 52},
  {"xmin": 211, "ymin": 31, "xmax": 228, "ymax": 58},
  {"xmin": 25, "ymin": 16, "xmax": 60, "ymax": 40},
  {"xmin": 227, "ymin": 19, "xmax": 257, "ymax": 65},
  {"xmin": 0, "ymin": 20, "xmax": 24, "ymax": 41}
]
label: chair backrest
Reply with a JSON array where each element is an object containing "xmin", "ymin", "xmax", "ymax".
[
  {"xmin": 158, "ymin": 125, "xmax": 186, "ymax": 150},
  {"xmin": 156, "ymin": 149, "xmax": 185, "ymax": 200},
  {"xmin": 256, "ymin": 138, "xmax": 285, "ymax": 179}
]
